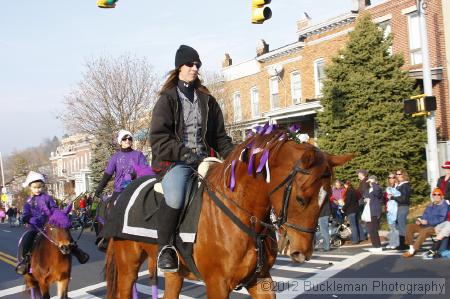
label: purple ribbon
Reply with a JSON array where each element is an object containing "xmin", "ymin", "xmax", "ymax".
[
  {"xmin": 289, "ymin": 124, "xmax": 301, "ymax": 133},
  {"xmin": 248, "ymin": 153, "xmax": 255, "ymax": 175},
  {"xmin": 230, "ymin": 160, "xmax": 237, "ymax": 191},
  {"xmin": 256, "ymin": 149, "xmax": 269, "ymax": 173}
]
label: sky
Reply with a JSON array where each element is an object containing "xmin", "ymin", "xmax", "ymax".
[{"xmin": 0, "ymin": 0, "xmax": 384, "ymax": 156}]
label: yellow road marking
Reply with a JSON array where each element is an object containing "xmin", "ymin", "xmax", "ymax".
[
  {"xmin": 0, "ymin": 251, "xmax": 16, "ymax": 260},
  {"xmin": 0, "ymin": 255, "xmax": 15, "ymax": 267}
]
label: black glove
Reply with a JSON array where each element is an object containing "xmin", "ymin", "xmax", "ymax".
[{"xmin": 181, "ymin": 152, "xmax": 202, "ymax": 166}]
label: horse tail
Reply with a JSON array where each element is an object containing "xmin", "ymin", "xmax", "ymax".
[{"xmin": 105, "ymin": 239, "xmax": 117, "ymax": 299}]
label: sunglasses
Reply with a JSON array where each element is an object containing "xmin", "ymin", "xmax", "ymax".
[
  {"xmin": 388, "ymin": 176, "xmax": 396, "ymax": 179},
  {"xmin": 122, "ymin": 137, "xmax": 133, "ymax": 142},
  {"xmin": 396, "ymin": 173, "xmax": 403, "ymax": 175},
  {"xmin": 432, "ymin": 194, "xmax": 442, "ymax": 196},
  {"xmin": 185, "ymin": 61, "xmax": 202, "ymax": 68}
]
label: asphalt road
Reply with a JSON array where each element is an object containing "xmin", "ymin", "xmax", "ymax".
[{"xmin": 0, "ymin": 222, "xmax": 448, "ymax": 298}]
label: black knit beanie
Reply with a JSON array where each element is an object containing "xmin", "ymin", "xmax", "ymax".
[{"xmin": 175, "ymin": 45, "xmax": 201, "ymax": 69}]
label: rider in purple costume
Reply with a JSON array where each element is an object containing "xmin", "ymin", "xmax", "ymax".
[
  {"xmin": 94, "ymin": 130, "xmax": 149, "ymax": 250},
  {"xmin": 15, "ymin": 171, "xmax": 89, "ymax": 275}
]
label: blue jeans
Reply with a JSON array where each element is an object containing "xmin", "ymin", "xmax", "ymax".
[
  {"xmin": 439, "ymin": 237, "xmax": 449, "ymax": 252},
  {"xmin": 397, "ymin": 206, "xmax": 409, "ymax": 237},
  {"xmin": 348, "ymin": 213, "xmax": 361, "ymax": 244},
  {"xmin": 162, "ymin": 163, "xmax": 195, "ymax": 209},
  {"xmin": 316, "ymin": 216, "xmax": 330, "ymax": 250}
]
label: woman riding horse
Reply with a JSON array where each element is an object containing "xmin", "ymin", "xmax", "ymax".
[
  {"xmin": 94, "ymin": 129, "xmax": 149, "ymax": 251},
  {"xmin": 150, "ymin": 44, "xmax": 234, "ymax": 272},
  {"xmin": 15, "ymin": 171, "xmax": 89, "ymax": 275}
]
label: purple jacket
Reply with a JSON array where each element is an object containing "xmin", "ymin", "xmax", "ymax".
[
  {"xmin": 22, "ymin": 193, "xmax": 58, "ymax": 229},
  {"xmin": 105, "ymin": 150, "xmax": 148, "ymax": 192}
]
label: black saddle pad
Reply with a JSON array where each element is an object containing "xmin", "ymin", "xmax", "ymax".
[{"xmin": 106, "ymin": 175, "xmax": 203, "ymax": 244}]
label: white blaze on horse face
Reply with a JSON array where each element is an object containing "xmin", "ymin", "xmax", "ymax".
[{"xmin": 318, "ymin": 187, "xmax": 327, "ymax": 207}]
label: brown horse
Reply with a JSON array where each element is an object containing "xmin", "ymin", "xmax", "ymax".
[
  {"xmin": 24, "ymin": 209, "xmax": 73, "ymax": 299},
  {"xmin": 106, "ymin": 128, "xmax": 352, "ymax": 298}
]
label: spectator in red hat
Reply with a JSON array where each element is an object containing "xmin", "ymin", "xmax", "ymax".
[{"xmin": 437, "ymin": 161, "xmax": 450, "ymax": 201}]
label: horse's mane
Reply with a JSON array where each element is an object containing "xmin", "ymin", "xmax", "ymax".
[
  {"xmin": 48, "ymin": 209, "xmax": 71, "ymax": 229},
  {"xmin": 209, "ymin": 126, "xmax": 316, "ymax": 191}
]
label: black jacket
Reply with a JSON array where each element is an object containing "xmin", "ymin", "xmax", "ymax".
[
  {"xmin": 368, "ymin": 183, "xmax": 383, "ymax": 217},
  {"xmin": 437, "ymin": 176, "xmax": 450, "ymax": 201},
  {"xmin": 394, "ymin": 181, "xmax": 411, "ymax": 206},
  {"xmin": 343, "ymin": 187, "xmax": 359, "ymax": 215},
  {"xmin": 150, "ymin": 86, "xmax": 234, "ymax": 173}
]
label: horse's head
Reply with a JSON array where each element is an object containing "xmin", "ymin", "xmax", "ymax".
[
  {"xmin": 269, "ymin": 140, "xmax": 352, "ymax": 263},
  {"xmin": 45, "ymin": 207, "xmax": 72, "ymax": 255}
]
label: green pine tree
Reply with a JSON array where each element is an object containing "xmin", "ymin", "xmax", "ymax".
[
  {"xmin": 317, "ymin": 14, "xmax": 428, "ymax": 203},
  {"xmin": 89, "ymin": 139, "xmax": 116, "ymax": 195}
]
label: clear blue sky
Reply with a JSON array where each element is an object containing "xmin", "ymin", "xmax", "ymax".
[{"xmin": 0, "ymin": 0, "xmax": 382, "ymax": 155}]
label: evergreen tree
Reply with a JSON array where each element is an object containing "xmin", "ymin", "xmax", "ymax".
[
  {"xmin": 317, "ymin": 14, "xmax": 428, "ymax": 203},
  {"xmin": 89, "ymin": 138, "xmax": 116, "ymax": 195}
]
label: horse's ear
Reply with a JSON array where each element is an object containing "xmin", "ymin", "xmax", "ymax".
[
  {"xmin": 63, "ymin": 203, "xmax": 72, "ymax": 215},
  {"xmin": 300, "ymin": 147, "xmax": 320, "ymax": 169},
  {"xmin": 328, "ymin": 154, "xmax": 354, "ymax": 167}
]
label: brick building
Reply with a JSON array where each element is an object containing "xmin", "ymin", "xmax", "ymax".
[{"xmin": 219, "ymin": 0, "xmax": 450, "ymax": 160}]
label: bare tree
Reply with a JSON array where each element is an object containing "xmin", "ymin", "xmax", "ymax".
[
  {"xmin": 61, "ymin": 55, "xmax": 161, "ymax": 145},
  {"xmin": 201, "ymin": 70, "xmax": 233, "ymax": 126}
]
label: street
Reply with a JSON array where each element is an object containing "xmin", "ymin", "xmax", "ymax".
[{"xmin": 0, "ymin": 222, "xmax": 448, "ymax": 298}]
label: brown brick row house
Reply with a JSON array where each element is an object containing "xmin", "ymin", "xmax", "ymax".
[{"xmin": 219, "ymin": 0, "xmax": 450, "ymax": 169}]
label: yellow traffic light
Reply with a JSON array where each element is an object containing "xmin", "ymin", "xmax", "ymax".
[
  {"xmin": 403, "ymin": 94, "xmax": 437, "ymax": 117},
  {"xmin": 252, "ymin": 0, "xmax": 272, "ymax": 24},
  {"xmin": 97, "ymin": 0, "xmax": 118, "ymax": 8}
]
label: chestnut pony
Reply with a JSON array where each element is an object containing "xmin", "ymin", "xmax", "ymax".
[
  {"xmin": 106, "ymin": 129, "xmax": 352, "ymax": 298},
  {"xmin": 24, "ymin": 208, "xmax": 73, "ymax": 299}
]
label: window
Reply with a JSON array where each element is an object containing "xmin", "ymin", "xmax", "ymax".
[
  {"xmin": 218, "ymin": 99, "xmax": 227, "ymax": 120},
  {"xmin": 314, "ymin": 59, "xmax": 326, "ymax": 97},
  {"xmin": 269, "ymin": 77, "xmax": 279, "ymax": 109},
  {"xmin": 290, "ymin": 71, "xmax": 302, "ymax": 104},
  {"xmin": 233, "ymin": 92, "xmax": 241, "ymax": 122},
  {"xmin": 378, "ymin": 20, "xmax": 392, "ymax": 54},
  {"xmin": 250, "ymin": 87, "xmax": 259, "ymax": 118},
  {"xmin": 408, "ymin": 11, "xmax": 422, "ymax": 65}
]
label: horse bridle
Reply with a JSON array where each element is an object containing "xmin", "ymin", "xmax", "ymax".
[{"xmin": 268, "ymin": 158, "xmax": 331, "ymax": 234}]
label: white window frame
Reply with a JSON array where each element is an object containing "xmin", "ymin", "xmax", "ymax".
[
  {"xmin": 269, "ymin": 76, "xmax": 280, "ymax": 110},
  {"xmin": 378, "ymin": 19, "xmax": 393, "ymax": 55},
  {"xmin": 250, "ymin": 86, "xmax": 259, "ymax": 118},
  {"xmin": 407, "ymin": 11, "xmax": 422, "ymax": 65},
  {"xmin": 314, "ymin": 58, "xmax": 326, "ymax": 98},
  {"xmin": 218, "ymin": 99, "xmax": 226, "ymax": 120},
  {"xmin": 232, "ymin": 92, "xmax": 241, "ymax": 122},
  {"xmin": 290, "ymin": 71, "xmax": 302, "ymax": 104}
]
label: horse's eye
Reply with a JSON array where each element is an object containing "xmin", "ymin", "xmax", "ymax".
[{"xmin": 296, "ymin": 196, "xmax": 306, "ymax": 206}]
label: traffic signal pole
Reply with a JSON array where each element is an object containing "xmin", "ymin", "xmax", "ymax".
[{"xmin": 418, "ymin": 0, "xmax": 440, "ymax": 188}]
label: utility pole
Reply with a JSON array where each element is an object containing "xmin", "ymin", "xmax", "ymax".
[{"xmin": 418, "ymin": 0, "xmax": 440, "ymax": 188}]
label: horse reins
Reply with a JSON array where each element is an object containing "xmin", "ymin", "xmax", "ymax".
[
  {"xmin": 33, "ymin": 225, "xmax": 60, "ymax": 248},
  {"xmin": 268, "ymin": 159, "xmax": 331, "ymax": 234}
]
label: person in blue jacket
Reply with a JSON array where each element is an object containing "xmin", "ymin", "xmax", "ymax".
[
  {"xmin": 403, "ymin": 188, "xmax": 448, "ymax": 257},
  {"xmin": 15, "ymin": 171, "xmax": 89, "ymax": 275}
]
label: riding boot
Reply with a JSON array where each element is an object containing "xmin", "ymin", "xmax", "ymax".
[
  {"xmin": 71, "ymin": 244, "xmax": 90, "ymax": 264},
  {"xmin": 157, "ymin": 200, "xmax": 181, "ymax": 272},
  {"xmin": 15, "ymin": 254, "xmax": 30, "ymax": 275}
]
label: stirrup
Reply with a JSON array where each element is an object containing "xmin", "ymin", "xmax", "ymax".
[{"xmin": 157, "ymin": 245, "xmax": 180, "ymax": 273}]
